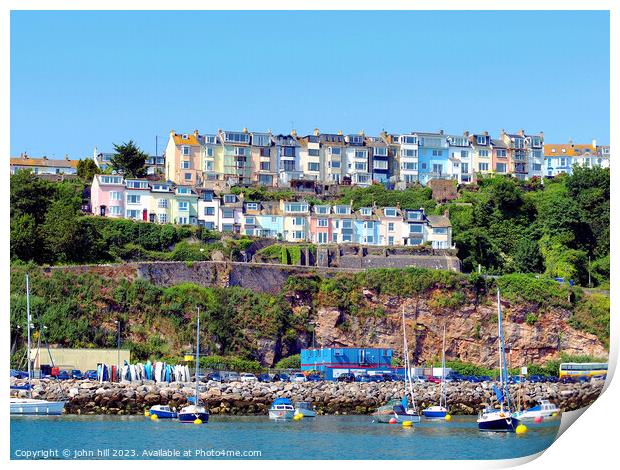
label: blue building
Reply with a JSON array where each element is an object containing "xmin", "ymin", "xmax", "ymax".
[
  {"xmin": 416, "ymin": 131, "xmax": 450, "ymax": 185},
  {"xmin": 300, "ymin": 347, "xmax": 394, "ymax": 380}
]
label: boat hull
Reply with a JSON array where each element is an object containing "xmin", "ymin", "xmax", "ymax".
[
  {"xmin": 149, "ymin": 407, "xmax": 178, "ymax": 419},
  {"xmin": 10, "ymin": 399, "xmax": 65, "ymax": 416},
  {"xmin": 394, "ymin": 411, "xmax": 421, "ymax": 423},
  {"xmin": 477, "ymin": 415, "xmax": 520, "ymax": 432},
  {"xmin": 178, "ymin": 412, "xmax": 209, "ymax": 423},
  {"xmin": 423, "ymin": 408, "xmax": 448, "ymax": 419},
  {"xmin": 269, "ymin": 409, "xmax": 295, "ymax": 420},
  {"xmin": 295, "ymin": 408, "xmax": 316, "ymax": 418}
]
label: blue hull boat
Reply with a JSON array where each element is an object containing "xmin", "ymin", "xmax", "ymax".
[
  {"xmin": 478, "ymin": 412, "xmax": 520, "ymax": 432},
  {"xmin": 423, "ymin": 408, "xmax": 448, "ymax": 418},
  {"xmin": 149, "ymin": 405, "xmax": 178, "ymax": 419},
  {"xmin": 178, "ymin": 409, "xmax": 209, "ymax": 423}
]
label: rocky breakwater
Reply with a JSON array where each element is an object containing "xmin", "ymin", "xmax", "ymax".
[{"xmin": 10, "ymin": 377, "xmax": 604, "ymax": 416}]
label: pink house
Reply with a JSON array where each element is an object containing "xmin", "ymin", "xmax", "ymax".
[
  {"xmin": 309, "ymin": 205, "xmax": 333, "ymax": 244},
  {"xmin": 91, "ymin": 174, "xmax": 125, "ymax": 218}
]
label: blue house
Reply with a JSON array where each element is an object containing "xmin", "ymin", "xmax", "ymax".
[
  {"xmin": 300, "ymin": 347, "xmax": 394, "ymax": 380},
  {"xmin": 416, "ymin": 131, "xmax": 450, "ymax": 185}
]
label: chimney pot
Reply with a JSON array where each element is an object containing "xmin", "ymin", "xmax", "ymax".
[{"xmin": 194, "ymin": 129, "xmax": 199, "ymax": 137}]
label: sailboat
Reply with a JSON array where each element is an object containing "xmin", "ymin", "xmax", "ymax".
[
  {"xmin": 391, "ymin": 307, "xmax": 421, "ymax": 423},
  {"xmin": 423, "ymin": 325, "xmax": 448, "ymax": 418},
  {"xmin": 178, "ymin": 308, "xmax": 209, "ymax": 424},
  {"xmin": 10, "ymin": 274, "xmax": 65, "ymax": 416},
  {"xmin": 477, "ymin": 289, "xmax": 520, "ymax": 432}
]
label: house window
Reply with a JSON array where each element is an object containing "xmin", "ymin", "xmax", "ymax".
[
  {"xmin": 127, "ymin": 195, "xmax": 141, "ymax": 204},
  {"xmin": 293, "ymin": 217, "xmax": 304, "ymax": 226},
  {"xmin": 401, "ymin": 136, "xmax": 417, "ymax": 144},
  {"xmin": 342, "ymin": 233, "xmax": 352, "ymax": 242},
  {"xmin": 374, "ymin": 147, "xmax": 387, "ymax": 156},
  {"xmin": 204, "ymin": 207, "xmax": 215, "ymax": 216},
  {"xmin": 222, "ymin": 209, "xmax": 234, "ymax": 218},
  {"xmin": 178, "ymin": 201, "xmax": 189, "ymax": 211},
  {"xmin": 222, "ymin": 224, "xmax": 234, "ymax": 232},
  {"xmin": 360, "ymin": 208, "xmax": 372, "ymax": 216},
  {"xmin": 479, "ymin": 163, "xmax": 489, "ymax": 171},
  {"xmin": 401, "ymin": 149, "xmax": 417, "ymax": 158},
  {"xmin": 476, "ymin": 136, "xmax": 486, "ymax": 145},
  {"xmin": 110, "ymin": 191, "xmax": 122, "ymax": 201},
  {"xmin": 158, "ymin": 199, "xmax": 168, "ymax": 208},
  {"xmin": 246, "ymin": 202, "xmax": 259, "ymax": 211},
  {"xmin": 126, "ymin": 209, "xmax": 140, "ymax": 219},
  {"xmin": 245, "ymin": 217, "xmax": 255, "ymax": 225},
  {"xmin": 223, "ymin": 194, "xmax": 237, "ymax": 203},
  {"xmin": 388, "ymin": 222, "xmax": 395, "ymax": 232},
  {"xmin": 355, "ymin": 162, "xmax": 367, "ymax": 171},
  {"xmin": 318, "ymin": 219, "xmax": 328, "ymax": 227},
  {"xmin": 388, "ymin": 236, "xmax": 394, "ymax": 245},
  {"xmin": 497, "ymin": 149, "xmax": 507, "ymax": 157},
  {"xmin": 355, "ymin": 150, "xmax": 367, "ymax": 158},
  {"xmin": 182, "ymin": 160, "xmax": 190, "ymax": 169},
  {"xmin": 184, "ymin": 173, "xmax": 192, "ymax": 180},
  {"xmin": 432, "ymin": 150, "xmax": 443, "ymax": 157},
  {"xmin": 432, "ymin": 164, "xmax": 444, "ymax": 174},
  {"xmin": 384, "ymin": 208, "xmax": 396, "ymax": 217},
  {"xmin": 182, "ymin": 146, "xmax": 190, "ymax": 156},
  {"xmin": 373, "ymin": 160, "xmax": 388, "ymax": 170},
  {"xmin": 234, "ymin": 147, "xmax": 246, "ymax": 156},
  {"xmin": 308, "ymin": 149, "xmax": 320, "ymax": 157},
  {"xmin": 496, "ymin": 163, "xmax": 507, "ymax": 173},
  {"xmin": 259, "ymin": 175, "xmax": 273, "ymax": 185},
  {"xmin": 331, "ymin": 161, "xmax": 341, "ymax": 168},
  {"xmin": 315, "ymin": 206, "xmax": 329, "ymax": 214},
  {"xmin": 260, "ymin": 162, "xmax": 270, "ymax": 171},
  {"xmin": 109, "ymin": 206, "xmax": 121, "ymax": 216},
  {"xmin": 177, "ymin": 217, "xmax": 189, "ymax": 225},
  {"xmin": 158, "ymin": 214, "xmax": 168, "ymax": 223},
  {"xmin": 308, "ymin": 162, "xmax": 320, "ymax": 172},
  {"xmin": 329, "ymin": 147, "xmax": 341, "ymax": 155},
  {"xmin": 318, "ymin": 232, "xmax": 328, "ymax": 244},
  {"xmin": 434, "ymin": 227, "xmax": 448, "ymax": 234},
  {"xmin": 479, "ymin": 150, "xmax": 489, "ymax": 157},
  {"xmin": 409, "ymin": 224, "xmax": 423, "ymax": 233}
]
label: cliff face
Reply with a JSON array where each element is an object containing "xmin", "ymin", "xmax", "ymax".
[{"xmin": 309, "ymin": 290, "xmax": 606, "ymax": 368}]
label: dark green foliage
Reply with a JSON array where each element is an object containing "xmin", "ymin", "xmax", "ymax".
[
  {"xmin": 77, "ymin": 159, "xmax": 99, "ymax": 180},
  {"xmin": 275, "ymin": 354, "xmax": 301, "ymax": 369},
  {"xmin": 230, "ymin": 186, "xmax": 295, "ymax": 202},
  {"xmin": 337, "ymin": 184, "xmax": 436, "ymax": 211},
  {"xmin": 110, "ymin": 140, "xmax": 148, "ymax": 178}
]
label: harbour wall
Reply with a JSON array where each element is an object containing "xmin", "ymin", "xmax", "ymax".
[{"xmin": 11, "ymin": 377, "xmax": 604, "ymax": 416}]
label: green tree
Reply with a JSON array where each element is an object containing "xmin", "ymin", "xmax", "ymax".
[
  {"xmin": 77, "ymin": 158, "xmax": 99, "ymax": 181},
  {"xmin": 10, "ymin": 213, "xmax": 39, "ymax": 262},
  {"xmin": 110, "ymin": 140, "xmax": 148, "ymax": 178}
]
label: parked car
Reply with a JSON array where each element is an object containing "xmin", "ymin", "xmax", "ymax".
[
  {"xmin": 220, "ymin": 371, "xmax": 241, "ymax": 383},
  {"xmin": 240, "ymin": 373, "xmax": 258, "ymax": 383},
  {"xmin": 426, "ymin": 376, "xmax": 441, "ymax": 384},
  {"xmin": 306, "ymin": 374, "xmax": 322, "ymax": 382},
  {"xmin": 84, "ymin": 370, "xmax": 97, "ymax": 380},
  {"xmin": 356, "ymin": 375, "xmax": 371, "ymax": 383},
  {"xmin": 382, "ymin": 373, "xmax": 399, "ymax": 382},
  {"xmin": 479, "ymin": 376, "xmax": 492, "ymax": 382},
  {"xmin": 10, "ymin": 370, "xmax": 29, "ymax": 379},
  {"xmin": 71, "ymin": 369, "xmax": 83, "ymax": 380},
  {"xmin": 292, "ymin": 373, "xmax": 306, "ymax": 383},
  {"xmin": 279, "ymin": 373, "xmax": 290, "ymax": 382},
  {"xmin": 368, "ymin": 375, "xmax": 384, "ymax": 383},
  {"xmin": 336, "ymin": 372, "xmax": 356, "ymax": 383},
  {"xmin": 207, "ymin": 372, "xmax": 222, "ymax": 382},
  {"xmin": 58, "ymin": 370, "xmax": 71, "ymax": 380},
  {"xmin": 413, "ymin": 376, "xmax": 427, "ymax": 384},
  {"xmin": 258, "ymin": 373, "xmax": 271, "ymax": 383}
]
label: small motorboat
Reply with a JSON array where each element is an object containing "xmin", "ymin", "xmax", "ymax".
[
  {"xmin": 149, "ymin": 404, "xmax": 178, "ymax": 419},
  {"xmin": 294, "ymin": 401, "xmax": 317, "ymax": 417},
  {"xmin": 422, "ymin": 405, "xmax": 448, "ymax": 419},
  {"xmin": 269, "ymin": 398, "xmax": 295, "ymax": 420},
  {"xmin": 10, "ymin": 398, "xmax": 65, "ymax": 416},
  {"xmin": 514, "ymin": 400, "xmax": 560, "ymax": 420}
]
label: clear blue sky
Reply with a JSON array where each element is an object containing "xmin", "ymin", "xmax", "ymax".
[{"xmin": 11, "ymin": 10, "xmax": 609, "ymax": 159}]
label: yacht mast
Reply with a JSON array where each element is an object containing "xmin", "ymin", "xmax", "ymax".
[
  {"xmin": 26, "ymin": 274, "xmax": 32, "ymax": 399},
  {"xmin": 195, "ymin": 307, "xmax": 200, "ymax": 404}
]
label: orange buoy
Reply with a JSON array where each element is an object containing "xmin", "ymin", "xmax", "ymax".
[{"xmin": 389, "ymin": 417, "xmax": 397, "ymax": 424}]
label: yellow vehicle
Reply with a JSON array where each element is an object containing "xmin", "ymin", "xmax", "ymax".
[{"xmin": 559, "ymin": 362, "xmax": 607, "ymax": 379}]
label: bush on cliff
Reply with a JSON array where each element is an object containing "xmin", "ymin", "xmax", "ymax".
[
  {"xmin": 275, "ymin": 354, "xmax": 301, "ymax": 369},
  {"xmin": 200, "ymin": 355, "xmax": 264, "ymax": 373}
]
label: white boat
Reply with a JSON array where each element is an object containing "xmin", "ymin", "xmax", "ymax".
[
  {"xmin": 514, "ymin": 400, "xmax": 560, "ymax": 420},
  {"xmin": 477, "ymin": 290, "xmax": 520, "ymax": 433},
  {"xmin": 10, "ymin": 398, "xmax": 65, "ymax": 415},
  {"xmin": 269, "ymin": 398, "xmax": 295, "ymax": 420},
  {"xmin": 423, "ymin": 325, "xmax": 448, "ymax": 419},
  {"xmin": 177, "ymin": 308, "xmax": 209, "ymax": 424},
  {"xmin": 375, "ymin": 307, "xmax": 421, "ymax": 423},
  {"xmin": 295, "ymin": 401, "xmax": 317, "ymax": 417},
  {"xmin": 10, "ymin": 275, "xmax": 65, "ymax": 416}
]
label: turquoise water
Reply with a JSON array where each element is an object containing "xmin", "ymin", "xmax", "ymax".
[{"xmin": 11, "ymin": 415, "xmax": 560, "ymax": 460}]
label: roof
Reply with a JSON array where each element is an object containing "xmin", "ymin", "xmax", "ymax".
[
  {"xmin": 426, "ymin": 215, "xmax": 451, "ymax": 228},
  {"xmin": 544, "ymin": 144, "xmax": 575, "ymax": 156},
  {"xmin": 10, "ymin": 156, "xmax": 79, "ymax": 169},
  {"xmin": 490, "ymin": 139, "xmax": 508, "ymax": 149},
  {"xmin": 172, "ymin": 133, "xmax": 200, "ymax": 146}
]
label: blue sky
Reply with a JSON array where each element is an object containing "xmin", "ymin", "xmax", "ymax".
[{"xmin": 11, "ymin": 10, "xmax": 610, "ymax": 158}]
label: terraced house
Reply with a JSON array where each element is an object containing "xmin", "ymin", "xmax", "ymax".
[
  {"xmin": 160, "ymin": 126, "xmax": 607, "ymax": 188},
  {"xmin": 544, "ymin": 140, "xmax": 609, "ymax": 177}
]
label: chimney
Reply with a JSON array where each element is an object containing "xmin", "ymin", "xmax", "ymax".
[
  {"xmin": 483, "ymin": 131, "xmax": 489, "ymax": 136},
  {"xmin": 291, "ymin": 129, "xmax": 297, "ymax": 137},
  {"xmin": 170, "ymin": 130, "xmax": 175, "ymax": 136},
  {"xmin": 359, "ymin": 130, "xmax": 365, "ymax": 136},
  {"xmin": 194, "ymin": 129, "xmax": 199, "ymax": 137},
  {"xmin": 43, "ymin": 156, "xmax": 48, "ymax": 160},
  {"xmin": 568, "ymin": 138, "xmax": 573, "ymax": 145},
  {"xmin": 65, "ymin": 154, "xmax": 69, "ymax": 160},
  {"xmin": 242, "ymin": 127, "xmax": 248, "ymax": 133},
  {"xmin": 337, "ymin": 130, "xmax": 343, "ymax": 136},
  {"xmin": 592, "ymin": 139, "xmax": 597, "ymax": 148},
  {"xmin": 463, "ymin": 131, "xmax": 469, "ymax": 137},
  {"xmin": 439, "ymin": 129, "xmax": 444, "ymax": 135},
  {"xmin": 518, "ymin": 129, "xmax": 525, "ymax": 137},
  {"xmin": 314, "ymin": 128, "xmax": 320, "ymax": 136}
]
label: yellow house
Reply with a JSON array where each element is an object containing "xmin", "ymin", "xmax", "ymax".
[
  {"xmin": 280, "ymin": 200, "xmax": 310, "ymax": 242},
  {"xmin": 469, "ymin": 132, "xmax": 493, "ymax": 175},
  {"xmin": 164, "ymin": 130, "xmax": 203, "ymax": 186}
]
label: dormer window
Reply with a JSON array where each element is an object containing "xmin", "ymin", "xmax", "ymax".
[
  {"xmin": 360, "ymin": 208, "xmax": 372, "ymax": 216},
  {"xmin": 476, "ymin": 135, "xmax": 486, "ymax": 145},
  {"xmin": 315, "ymin": 206, "xmax": 329, "ymax": 214},
  {"xmin": 177, "ymin": 187, "xmax": 191, "ymax": 195},
  {"xmin": 384, "ymin": 208, "xmax": 397, "ymax": 217},
  {"xmin": 246, "ymin": 202, "xmax": 259, "ymax": 211},
  {"xmin": 182, "ymin": 134, "xmax": 188, "ymax": 139},
  {"xmin": 223, "ymin": 194, "xmax": 237, "ymax": 203}
]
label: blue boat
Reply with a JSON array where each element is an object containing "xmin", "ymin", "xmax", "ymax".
[{"xmin": 149, "ymin": 405, "xmax": 178, "ymax": 419}]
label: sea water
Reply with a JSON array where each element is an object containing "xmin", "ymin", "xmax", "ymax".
[{"xmin": 11, "ymin": 414, "xmax": 559, "ymax": 460}]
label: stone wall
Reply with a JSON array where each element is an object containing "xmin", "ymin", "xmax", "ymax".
[{"xmin": 11, "ymin": 377, "xmax": 604, "ymax": 416}]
